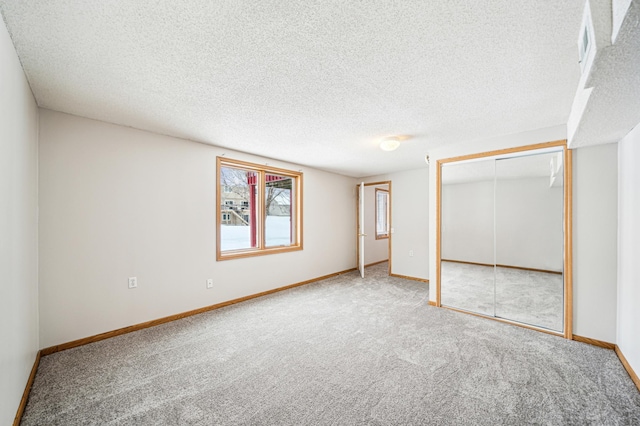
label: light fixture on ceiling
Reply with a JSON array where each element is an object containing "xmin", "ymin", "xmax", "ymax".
[{"xmin": 380, "ymin": 137, "xmax": 401, "ymax": 151}]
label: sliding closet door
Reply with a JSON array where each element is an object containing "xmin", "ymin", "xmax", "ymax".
[
  {"xmin": 440, "ymin": 160, "xmax": 495, "ymax": 316},
  {"xmin": 494, "ymin": 151, "xmax": 564, "ymax": 331}
]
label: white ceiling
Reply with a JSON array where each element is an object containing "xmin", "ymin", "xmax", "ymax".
[{"xmin": 0, "ymin": 1, "xmax": 585, "ymax": 178}]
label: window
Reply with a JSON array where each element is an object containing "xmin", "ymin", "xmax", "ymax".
[
  {"xmin": 217, "ymin": 157, "xmax": 303, "ymax": 260},
  {"xmin": 375, "ymin": 188, "xmax": 389, "ymax": 239},
  {"xmin": 578, "ymin": 11, "xmax": 593, "ymax": 73}
]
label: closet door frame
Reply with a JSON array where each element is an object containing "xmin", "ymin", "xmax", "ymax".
[{"xmin": 435, "ymin": 140, "xmax": 573, "ymax": 339}]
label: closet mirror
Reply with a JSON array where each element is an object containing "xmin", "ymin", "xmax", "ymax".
[{"xmin": 437, "ymin": 142, "xmax": 571, "ymax": 337}]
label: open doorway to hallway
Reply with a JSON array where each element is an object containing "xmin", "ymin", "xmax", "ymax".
[{"xmin": 357, "ymin": 181, "xmax": 391, "ymax": 277}]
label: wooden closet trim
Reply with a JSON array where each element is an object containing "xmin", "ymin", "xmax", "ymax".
[{"xmin": 435, "ymin": 139, "xmax": 573, "ymax": 339}]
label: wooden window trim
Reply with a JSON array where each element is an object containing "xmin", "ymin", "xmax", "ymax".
[{"xmin": 216, "ymin": 157, "xmax": 303, "ymax": 261}]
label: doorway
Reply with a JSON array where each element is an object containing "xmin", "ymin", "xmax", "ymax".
[{"xmin": 356, "ymin": 181, "xmax": 392, "ymax": 278}]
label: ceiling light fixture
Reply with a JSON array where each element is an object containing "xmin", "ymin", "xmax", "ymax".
[{"xmin": 380, "ymin": 137, "xmax": 401, "ymax": 151}]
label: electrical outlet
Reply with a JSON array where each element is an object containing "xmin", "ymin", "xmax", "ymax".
[
  {"xmin": 128, "ymin": 277, "xmax": 137, "ymax": 289},
  {"xmin": 409, "ymin": 250, "xmax": 414, "ymax": 257},
  {"xmin": 206, "ymin": 279, "xmax": 213, "ymax": 289}
]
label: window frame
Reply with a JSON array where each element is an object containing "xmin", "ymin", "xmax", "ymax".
[
  {"xmin": 216, "ymin": 157, "xmax": 303, "ymax": 261},
  {"xmin": 375, "ymin": 188, "xmax": 389, "ymax": 240}
]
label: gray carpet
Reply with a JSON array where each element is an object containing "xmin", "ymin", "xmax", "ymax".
[
  {"xmin": 22, "ymin": 262, "xmax": 640, "ymax": 425},
  {"xmin": 441, "ymin": 261, "xmax": 564, "ymax": 332}
]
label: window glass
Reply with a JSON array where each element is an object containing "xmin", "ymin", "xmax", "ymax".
[
  {"xmin": 376, "ymin": 189, "xmax": 389, "ymax": 239},
  {"xmin": 265, "ymin": 174, "xmax": 294, "ymax": 247},
  {"xmin": 219, "ymin": 166, "xmax": 258, "ymax": 251}
]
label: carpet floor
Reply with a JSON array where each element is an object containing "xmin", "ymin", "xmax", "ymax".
[{"xmin": 22, "ymin": 262, "xmax": 640, "ymax": 425}]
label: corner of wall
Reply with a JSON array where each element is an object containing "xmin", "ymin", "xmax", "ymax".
[{"xmin": 0, "ymin": 17, "xmax": 40, "ymax": 425}]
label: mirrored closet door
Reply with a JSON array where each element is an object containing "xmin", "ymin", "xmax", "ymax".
[
  {"xmin": 438, "ymin": 142, "xmax": 571, "ymax": 336},
  {"xmin": 440, "ymin": 158, "xmax": 495, "ymax": 317}
]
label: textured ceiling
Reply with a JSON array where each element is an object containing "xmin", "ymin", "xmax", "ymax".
[
  {"xmin": 0, "ymin": 1, "xmax": 584, "ymax": 177},
  {"xmin": 568, "ymin": 0, "xmax": 640, "ymax": 148}
]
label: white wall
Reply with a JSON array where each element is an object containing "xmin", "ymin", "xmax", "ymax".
[
  {"xmin": 38, "ymin": 109, "xmax": 356, "ymax": 348},
  {"xmin": 363, "ymin": 168, "xmax": 429, "ymax": 280},
  {"xmin": 442, "ymin": 177, "xmax": 564, "ymax": 271},
  {"xmin": 573, "ymin": 143, "xmax": 618, "ymax": 343},
  {"xmin": 363, "ymin": 184, "xmax": 389, "ymax": 265},
  {"xmin": 0, "ymin": 21, "xmax": 39, "ymax": 425},
  {"xmin": 617, "ymin": 122, "xmax": 640, "ymax": 377}
]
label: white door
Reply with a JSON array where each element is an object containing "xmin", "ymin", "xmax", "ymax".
[{"xmin": 358, "ymin": 182, "xmax": 365, "ymax": 278}]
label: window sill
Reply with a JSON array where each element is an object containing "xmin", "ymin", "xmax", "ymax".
[{"xmin": 217, "ymin": 245, "xmax": 303, "ymax": 261}]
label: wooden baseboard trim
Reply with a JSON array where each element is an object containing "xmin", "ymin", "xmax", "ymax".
[
  {"xmin": 389, "ymin": 273, "xmax": 429, "ymax": 283},
  {"xmin": 441, "ymin": 259, "xmax": 562, "ymax": 275},
  {"xmin": 615, "ymin": 345, "xmax": 640, "ymax": 392},
  {"xmin": 13, "ymin": 350, "xmax": 41, "ymax": 426},
  {"xmin": 572, "ymin": 334, "xmax": 616, "ymax": 350},
  {"xmin": 41, "ymin": 267, "xmax": 357, "ymax": 356},
  {"xmin": 428, "ymin": 300, "xmax": 437, "ymax": 306},
  {"xmin": 364, "ymin": 259, "xmax": 389, "ymax": 268}
]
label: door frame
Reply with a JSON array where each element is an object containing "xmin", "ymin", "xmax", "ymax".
[{"xmin": 356, "ymin": 180, "xmax": 392, "ymax": 276}]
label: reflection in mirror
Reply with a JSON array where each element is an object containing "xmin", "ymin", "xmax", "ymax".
[
  {"xmin": 440, "ymin": 159, "xmax": 495, "ymax": 316},
  {"xmin": 438, "ymin": 146, "xmax": 567, "ymax": 334},
  {"xmin": 494, "ymin": 151, "xmax": 564, "ymax": 331}
]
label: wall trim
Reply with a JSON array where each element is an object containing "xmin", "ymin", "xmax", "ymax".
[
  {"xmin": 389, "ymin": 273, "xmax": 429, "ymax": 283},
  {"xmin": 572, "ymin": 334, "xmax": 616, "ymax": 350},
  {"xmin": 441, "ymin": 259, "xmax": 563, "ymax": 275},
  {"xmin": 13, "ymin": 350, "xmax": 41, "ymax": 426},
  {"xmin": 364, "ymin": 259, "xmax": 389, "ymax": 268},
  {"xmin": 615, "ymin": 345, "xmax": 640, "ymax": 392},
  {"xmin": 41, "ymin": 267, "xmax": 356, "ymax": 356},
  {"xmin": 428, "ymin": 300, "xmax": 437, "ymax": 306}
]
